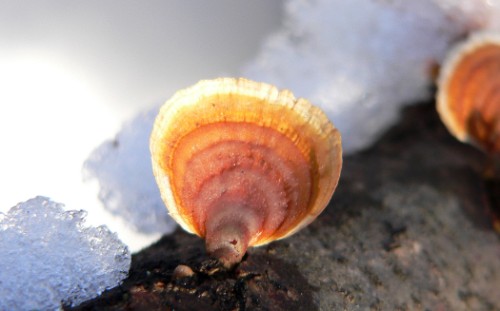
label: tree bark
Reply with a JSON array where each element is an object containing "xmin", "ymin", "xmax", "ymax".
[{"xmin": 70, "ymin": 103, "xmax": 500, "ymax": 311}]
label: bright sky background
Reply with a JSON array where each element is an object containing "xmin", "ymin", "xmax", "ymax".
[{"xmin": 0, "ymin": 0, "xmax": 284, "ymax": 250}]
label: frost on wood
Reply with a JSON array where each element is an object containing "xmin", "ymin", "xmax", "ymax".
[
  {"xmin": 83, "ymin": 108, "xmax": 176, "ymax": 235},
  {"xmin": 0, "ymin": 196, "xmax": 131, "ymax": 310},
  {"xmin": 243, "ymin": 0, "xmax": 500, "ymax": 154}
]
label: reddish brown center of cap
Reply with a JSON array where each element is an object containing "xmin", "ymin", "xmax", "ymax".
[
  {"xmin": 170, "ymin": 122, "xmax": 313, "ymax": 245},
  {"xmin": 446, "ymin": 44, "xmax": 500, "ymax": 153}
]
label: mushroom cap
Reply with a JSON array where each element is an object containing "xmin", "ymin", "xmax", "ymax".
[
  {"xmin": 437, "ymin": 31, "xmax": 500, "ymax": 154},
  {"xmin": 150, "ymin": 78, "xmax": 342, "ymax": 247}
]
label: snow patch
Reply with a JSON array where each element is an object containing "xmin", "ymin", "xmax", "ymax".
[{"xmin": 0, "ymin": 196, "xmax": 131, "ymax": 310}]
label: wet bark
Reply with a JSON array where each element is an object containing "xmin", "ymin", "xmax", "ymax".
[{"xmin": 70, "ymin": 102, "xmax": 500, "ymax": 311}]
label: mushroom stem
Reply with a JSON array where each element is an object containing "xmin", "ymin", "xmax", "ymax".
[
  {"xmin": 204, "ymin": 203, "xmax": 262, "ymax": 268},
  {"xmin": 205, "ymin": 224, "xmax": 250, "ymax": 268}
]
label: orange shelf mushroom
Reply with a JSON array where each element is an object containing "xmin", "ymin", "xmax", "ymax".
[
  {"xmin": 437, "ymin": 32, "xmax": 500, "ymax": 154},
  {"xmin": 150, "ymin": 78, "xmax": 342, "ymax": 267}
]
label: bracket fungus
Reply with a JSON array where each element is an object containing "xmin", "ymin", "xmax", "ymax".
[
  {"xmin": 150, "ymin": 78, "xmax": 342, "ymax": 268},
  {"xmin": 437, "ymin": 32, "xmax": 500, "ymax": 155}
]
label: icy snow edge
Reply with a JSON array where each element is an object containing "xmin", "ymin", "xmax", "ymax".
[{"xmin": 0, "ymin": 196, "xmax": 131, "ymax": 310}]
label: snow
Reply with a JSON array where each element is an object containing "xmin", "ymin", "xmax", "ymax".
[
  {"xmin": 243, "ymin": 0, "xmax": 500, "ymax": 153},
  {"xmin": 79, "ymin": 0, "xmax": 500, "ymax": 242},
  {"xmin": 83, "ymin": 107, "xmax": 177, "ymax": 237},
  {"xmin": 0, "ymin": 196, "xmax": 131, "ymax": 310}
]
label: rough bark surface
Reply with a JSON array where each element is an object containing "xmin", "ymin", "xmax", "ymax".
[{"xmin": 70, "ymin": 103, "xmax": 500, "ymax": 311}]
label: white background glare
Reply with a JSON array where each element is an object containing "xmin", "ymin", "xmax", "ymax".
[{"xmin": 0, "ymin": 0, "xmax": 284, "ymax": 251}]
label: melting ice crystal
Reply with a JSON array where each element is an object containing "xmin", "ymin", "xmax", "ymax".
[{"xmin": 0, "ymin": 196, "xmax": 131, "ymax": 310}]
